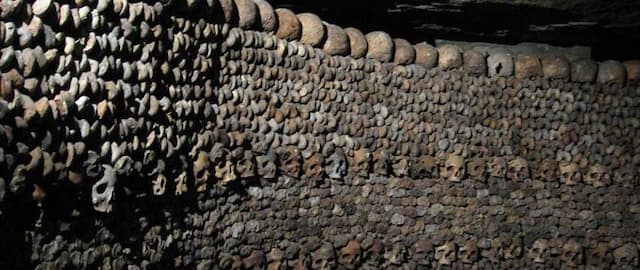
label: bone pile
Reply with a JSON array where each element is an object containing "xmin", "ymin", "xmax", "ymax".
[{"xmin": 0, "ymin": 0, "xmax": 639, "ymax": 269}]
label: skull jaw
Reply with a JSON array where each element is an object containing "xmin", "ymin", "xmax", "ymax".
[
  {"xmin": 216, "ymin": 161, "xmax": 237, "ymax": 185},
  {"xmin": 338, "ymin": 255, "xmax": 358, "ymax": 270},
  {"xmin": 326, "ymin": 165, "xmax": 346, "ymax": 179},
  {"xmin": 281, "ymin": 164, "xmax": 301, "ymax": 178},
  {"xmin": 533, "ymin": 255, "xmax": 546, "ymax": 264},
  {"xmin": 92, "ymin": 190, "xmax": 114, "ymax": 213}
]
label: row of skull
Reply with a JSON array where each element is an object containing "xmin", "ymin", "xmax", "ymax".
[
  {"xmin": 217, "ymin": 238, "xmax": 640, "ymax": 269},
  {"xmin": 87, "ymin": 143, "xmax": 624, "ymax": 212},
  {"xmin": 190, "ymin": 146, "xmax": 618, "ymax": 189}
]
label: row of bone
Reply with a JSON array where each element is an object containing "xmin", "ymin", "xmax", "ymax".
[
  {"xmin": 217, "ymin": 39, "xmax": 639, "ymax": 146},
  {"xmin": 220, "ymin": 42, "xmax": 640, "ymax": 123},
  {"xmin": 220, "ymin": 17, "xmax": 636, "ymax": 158},
  {"xmin": 0, "ymin": 0, "xmax": 636, "ymax": 268},
  {"xmin": 0, "ymin": 0, "xmax": 223, "ymax": 213},
  {"xmin": 209, "ymin": 75, "xmax": 638, "ymax": 156},
  {"xmin": 0, "ymin": 0, "xmax": 636, "ymax": 213},
  {"xmin": 214, "ymin": 238, "xmax": 640, "ymax": 269},
  {"xmin": 208, "ymin": 67, "xmax": 638, "ymax": 178},
  {"xmin": 218, "ymin": 36, "xmax": 640, "ymax": 153},
  {"xmin": 2, "ymin": 51, "xmax": 637, "ymax": 214},
  {"xmin": 182, "ymin": 0, "xmax": 640, "ymax": 85}
]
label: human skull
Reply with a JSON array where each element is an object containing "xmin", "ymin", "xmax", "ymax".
[
  {"xmin": 507, "ymin": 157, "xmax": 530, "ymax": 181},
  {"xmin": 211, "ymin": 143, "xmax": 237, "ymax": 185},
  {"xmin": 559, "ymin": 162, "xmax": 581, "ymax": 186},
  {"xmin": 234, "ymin": 148, "xmax": 256, "ymax": 179},
  {"xmin": 152, "ymin": 173, "xmax": 167, "ymax": 196},
  {"xmin": 348, "ymin": 148, "xmax": 370, "ymax": 177},
  {"xmin": 303, "ymin": 153, "xmax": 324, "ymax": 181},
  {"xmin": 338, "ymin": 240, "xmax": 361, "ymax": 269},
  {"xmin": 243, "ymin": 250, "xmax": 266, "ymax": 270},
  {"xmin": 584, "ymin": 163, "xmax": 610, "ymax": 188},
  {"xmin": 410, "ymin": 155, "xmax": 438, "ymax": 178},
  {"xmin": 324, "ymin": 147, "xmax": 347, "ymax": 180},
  {"xmin": 276, "ymin": 146, "xmax": 301, "ymax": 178},
  {"xmin": 459, "ymin": 239, "xmax": 479, "ymax": 264},
  {"xmin": 481, "ymin": 238, "xmax": 502, "ymax": 264},
  {"xmin": 193, "ymin": 151, "xmax": 211, "ymax": 192},
  {"xmin": 291, "ymin": 253, "xmax": 310, "ymax": 270},
  {"xmin": 410, "ymin": 239, "xmax": 434, "ymax": 266},
  {"xmin": 467, "ymin": 157, "xmax": 486, "ymax": 182},
  {"xmin": 586, "ymin": 242, "xmax": 611, "ymax": 266},
  {"xmin": 435, "ymin": 241, "xmax": 456, "ymax": 266},
  {"xmin": 372, "ymin": 149, "xmax": 390, "ymax": 176},
  {"xmin": 441, "ymin": 155, "xmax": 465, "ymax": 182},
  {"xmin": 528, "ymin": 239, "xmax": 550, "ymax": 264},
  {"xmin": 503, "ymin": 237, "xmax": 523, "ymax": 260},
  {"xmin": 311, "ymin": 242, "xmax": 336, "ymax": 270},
  {"xmin": 487, "ymin": 157, "xmax": 506, "ymax": 178},
  {"xmin": 267, "ymin": 248, "xmax": 285, "ymax": 270},
  {"xmin": 363, "ymin": 239, "xmax": 384, "ymax": 267},
  {"xmin": 560, "ymin": 239, "xmax": 584, "ymax": 268},
  {"xmin": 92, "ymin": 165, "xmax": 117, "ymax": 213},
  {"xmin": 535, "ymin": 160, "xmax": 557, "ymax": 182},
  {"xmin": 613, "ymin": 243, "xmax": 639, "ymax": 267},
  {"xmin": 391, "ymin": 156, "xmax": 410, "ymax": 177},
  {"xmin": 256, "ymin": 150, "xmax": 277, "ymax": 179},
  {"xmin": 384, "ymin": 242, "xmax": 407, "ymax": 266}
]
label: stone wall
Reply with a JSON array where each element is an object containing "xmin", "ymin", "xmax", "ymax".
[{"xmin": 0, "ymin": 0, "xmax": 639, "ymax": 269}]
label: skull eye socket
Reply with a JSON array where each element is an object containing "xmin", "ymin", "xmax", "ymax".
[{"xmin": 96, "ymin": 182, "xmax": 108, "ymax": 194}]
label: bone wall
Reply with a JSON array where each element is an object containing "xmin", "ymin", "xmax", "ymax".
[{"xmin": 0, "ymin": 0, "xmax": 639, "ymax": 269}]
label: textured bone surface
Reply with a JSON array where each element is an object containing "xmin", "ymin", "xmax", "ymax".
[
  {"xmin": 275, "ymin": 8, "xmax": 302, "ymax": 41},
  {"xmin": 365, "ymin": 31, "xmax": 394, "ymax": 62},
  {"xmin": 597, "ymin": 60, "xmax": 626, "ymax": 84},
  {"xmin": 345, "ymin": 27, "xmax": 368, "ymax": 58},
  {"xmin": 0, "ymin": 0, "xmax": 639, "ymax": 269},
  {"xmin": 414, "ymin": 42, "xmax": 438, "ymax": 68},
  {"xmin": 528, "ymin": 239, "xmax": 550, "ymax": 264},
  {"xmin": 297, "ymin": 13, "xmax": 325, "ymax": 47},
  {"xmin": 254, "ymin": 0, "xmax": 278, "ymax": 32},
  {"xmin": 393, "ymin": 38, "xmax": 416, "ymax": 65},
  {"xmin": 515, "ymin": 54, "xmax": 543, "ymax": 79},
  {"xmin": 624, "ymin": 60, "xmax": 640, "ymax": 81},
  {"xmin": 441, "ymin": 154, "xmax": 465, "ymax": 182},
  {"xmin": 487, "ymin": 48, "xmax": 514, "ymax": 76},
  {"xmin": 322, "ymin": 23, "xmax": 350, "ymax": 56},
  {"xmin": 541, "ymin": 55, "xmax": 570, "ymax": 79},
  {"xmin": 437, "ymin": 44, "xmax": 463, "ymax": 70},
  {"xmin": 571, "ymin": 59, "xmax": 598, "ymax": 82},
  {"xmin": 435, "ymin": 241, "xmax": 457, "ymax": 266},
  {"xmin": 338, "ymin": 240, "xmax": 361, "ymax": 269},
  {"xmin": 234, "ymin": 0, "xmax": 258, "ymax": 29},
  {"xmin": 463, "ymin": 50, "xmax": 487, "ymax": 75}
]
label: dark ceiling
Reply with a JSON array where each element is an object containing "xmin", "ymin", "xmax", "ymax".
[{"xmin": 269, "ymin": 0, "xmax": 640, "ymax": 61}]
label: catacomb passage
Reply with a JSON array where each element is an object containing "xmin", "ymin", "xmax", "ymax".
[{"xmin": 0, "ymin": 0, "xmax": 639, "ymax": 269}]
